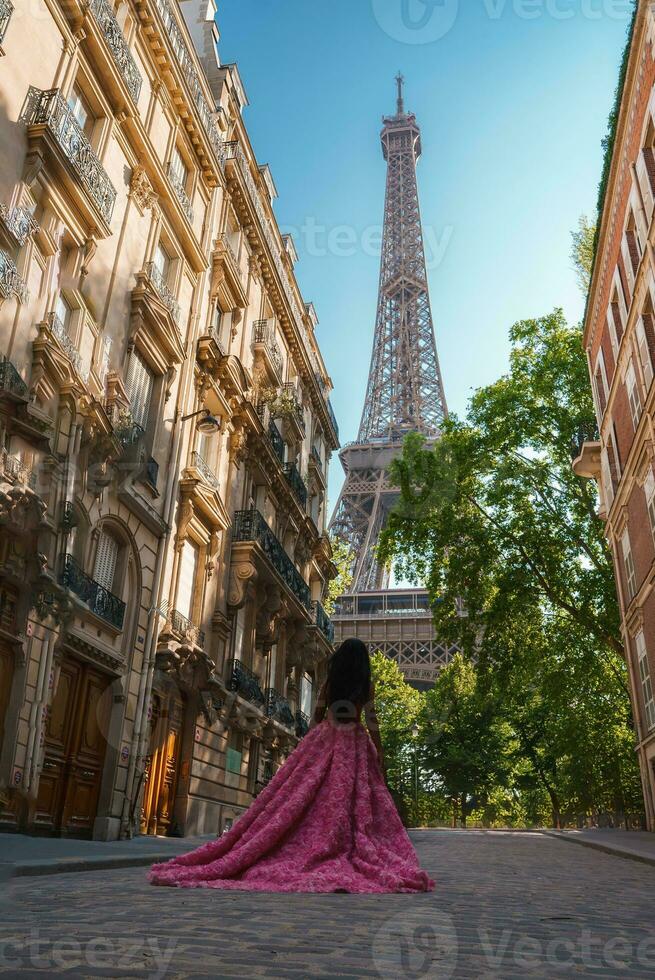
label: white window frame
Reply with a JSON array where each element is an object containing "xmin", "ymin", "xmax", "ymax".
[
  {"xmin": 169, "ymin": 145, "xmax": 188, "ymax": 187},
  {"xmin": 601, "ymin": 447, "xmax": 615, "ymax": 511},
  {"xmin": 621, "ymin": 529, "xmax": 637, "ymax": 601},
  {"xmin": 176, "ymin": 539, "xmax": 199, "ymax": 622},
  {"xmin": 124, "ymin": 348, "xmax": 154, "ymax": 430},
  {"xmin": 636, "ymin": 630, "xmax": 655, "ymax": 733},
  {"xmin": 625, "ymin": 359, "xmax": 642, "ymax": 431},
  {"xmin": 93, "ymin": 529, "xmax": 119, "ymax": 592},
  {"xmin": 645, "ymin": 468, "xmax": 655, "ymax": 545},
  {"xmin": 636, "ymin": 315, "xmax": 654, "ymax": 392},
  {"xmin": 593, "ymin": 348, "xmax": 610, "ymax": 420}
]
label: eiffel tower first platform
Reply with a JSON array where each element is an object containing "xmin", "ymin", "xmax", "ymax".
[{"xmin": 330, "ymin": 75, "xmax": 457, "ymax": 690}]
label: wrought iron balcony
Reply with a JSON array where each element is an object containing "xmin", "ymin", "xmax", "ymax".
[
  {"xmin": 22, "ymin": 87, "xmax": 117, "ymax": 224},
  {"xmin": 252, "ymin": 319, "xmax": 283, "ymax": 378},
  {"xmin": 280, "ymin": 383, "xmax": 305, "ymax": 433},
  {"xmin": 88, "ymin": 0, "xmax": 142, "ymax": 104},
  {"xmin": 233, "ymin": 509, "xmax": 311, "ymax": 611},
  {"xmin": 295, "ymin": 710, "xmax": 309, "ymax": 739},
  {"xmin": 167, "ymin": 162, "xmax": 194, "ymax": 224},
  {"xmin": 144, "ymin": 261, "xmax": 181, "ymax": 325},
  {"xmin": 0, "ymin": 356, "xmax": 28, "ymax": 399},
  {"xmin": 228, "ymin": 657, "xmax": 265, "ymax": 708},
  {"xmin": 283, "ymin": 462, "xmax": 308, "ymax": 508},
  {"xmin": 191, "ymin": 450, "xmax": 219, "ymax": 491},
  {"xmin": 61, "ymin": 500, "xmax": 77, "ymax": 531},
  {"xmin": 1, "ymin": 450, "xmax": 36, "ymax": 489},
  {"xmin": 47, "ymin": 312, "xmax": 83, "ymax": 376},
  {"xmin": 59, "ymin": 552, "xmax": 126, "ymax": 630},
  {"xmin": 264, "ymin": 688, "xmax": 295, "ymax": 729},
  {"xmin": 170, "ymin": 608, "xmax": 205, "ymax": 648},
  {"xmin": 268, "ymin": 418, "xmax": 285, "ymax": 464},
  {"xmin": 217, "ymin": 232, "xmax": 244, "ymax": 282},
  {"xmin": 150, "ymin": 0, "xmax": 224, "ymax": 171},
  {"xmin": 0, "ymin": 250, "xmax": 27, "ymax": 304},
  {"xmin": 0, "ymin": 204, "xmax": 38, "ymax": 246},
  {"xmin": 312, "ymin": 600, "xmax": 334, "ymax": 643},
  {"xmin": 209, "ymin": 323, "xmax": 227, "ymax": 356},
  {"xmin": 0, "ymin": 0, "xmax": 12, "ymax": 43}
]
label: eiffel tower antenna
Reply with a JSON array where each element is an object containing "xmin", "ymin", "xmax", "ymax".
[{"xmin": 329, "ymin": 77, "xmax": 453, "ymax": 688}]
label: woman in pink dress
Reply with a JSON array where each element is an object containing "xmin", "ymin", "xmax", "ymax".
[{"xmin": 149, "ymin": 638, "xmax": 435, "ymax": 894}]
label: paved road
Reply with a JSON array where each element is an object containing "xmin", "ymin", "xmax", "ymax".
[{"xmin": 1, "ymin": 830, "xmax": 654, "ymax": 978}]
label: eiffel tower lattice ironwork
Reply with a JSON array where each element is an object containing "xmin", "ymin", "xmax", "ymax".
[{"xmin": 329, "ymin": 76, "xmax": 455, "ymax": 688}]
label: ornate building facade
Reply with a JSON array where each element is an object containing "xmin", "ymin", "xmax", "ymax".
[
  {"xmin": 576, "ymin": 1, "xmax": 655, "ymax": 830},
  {"xmin": 0, "ymin": 0, "xmax": 338, "ymax": 839}
]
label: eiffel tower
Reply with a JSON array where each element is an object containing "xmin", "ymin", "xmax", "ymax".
[{"xmin": 330, "ymin": 75, "xmax": 456, "ymax": 688}]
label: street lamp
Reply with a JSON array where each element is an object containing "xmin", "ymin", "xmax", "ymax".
[{"xmin": 180, "ymin": 408, "xmax": 221, "ymax": 435}]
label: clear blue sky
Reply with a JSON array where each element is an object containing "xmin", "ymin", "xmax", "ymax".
[{"xmin": 217, "ymin": 0, "xmax": 631, "ymax": 510}]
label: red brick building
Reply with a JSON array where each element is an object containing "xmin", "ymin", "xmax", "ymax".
[{"xmin": 577, "ymin": 1, "xmax": 655, "ymax": 829}]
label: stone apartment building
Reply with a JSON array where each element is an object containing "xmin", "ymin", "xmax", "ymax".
[
  {"xmin": 0, "ymin": 0, "xmax": 338, "ymax": 839},
  {"xmin": 575, "ymin": 0, "xmax": 655, "ymax": 830}
]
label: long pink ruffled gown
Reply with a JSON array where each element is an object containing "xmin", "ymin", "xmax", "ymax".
[{"xmin": 149, "ymin": 713, "xmax": 435, "ymax": 894}]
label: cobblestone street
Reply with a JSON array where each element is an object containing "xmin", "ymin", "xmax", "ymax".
[{"xmin": 1, "ymin": 830, "xmax": 654, "ymax": 978}]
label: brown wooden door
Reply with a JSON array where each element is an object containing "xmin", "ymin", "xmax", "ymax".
[
  {"xmin": 34, "ymin": 658, "xmax": 110, "ymax": 837},
  {"xmin": 140, "ymin": 693, "xmax": 184, "ymax": 836}
]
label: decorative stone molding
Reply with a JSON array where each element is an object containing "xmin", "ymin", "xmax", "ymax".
[{"xmin": 130, "ymin": 165, "xmax": 158, "ymax": 214}]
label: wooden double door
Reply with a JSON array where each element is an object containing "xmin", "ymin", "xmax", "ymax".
[
  {"xmin": 35, "ymin": 657, "xmax": 110, "ymax": 837},
  {"xmin": 140, "ymin": 691, "xmax": 185, "ymax": 836}
]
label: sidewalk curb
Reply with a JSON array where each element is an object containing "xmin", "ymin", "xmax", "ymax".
[
  {"xmin": 8, "ymin": 852, "xmax": 177, "ymax": 879},
  {"xmin": 542, "ymin": 830, "xmax": 655, "ymax": 868}
]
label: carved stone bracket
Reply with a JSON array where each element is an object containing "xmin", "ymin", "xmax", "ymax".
[{"xmin": 130, "ymin": 165, "xmax": 158, "ymax": 214}]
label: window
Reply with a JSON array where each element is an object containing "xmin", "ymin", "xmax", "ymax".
[
  {"xmin": 300, "ymin": 673, "xmax": 313, "ymax": 717},
  {"xmin": 621, "ymin": 529, "xmax": 637, "ymax": 601},
  {"xmin": 124, "ymin": 349, "xmax": 153, "ymax": 429},
  {"xmin": 68, "ymin": 86, "xmax": 93, "ymax": 137},
  {"xmin": 645, "ymin": 469, "xmax": 655, "ymax": 544},
  {"xmin": 593, "ymin": 349, "xmax": 609, "ymax": 418},
  {"xmin": 176, "ymin": 540, "xmax": 199, "ymax": 621},
  {"xmin": 55, "ymin": 294, "xmax": 72, "ymax": 332},
  {"xmin": 636, "ymin": 630, "xmax": 655, "ymax": 732},
  {"xmin": 226, "ymin": 731, "xmax": 243, "ymax": 774},
  {"xmin": 625, "ymin": 360, "xmax": 642, "ymax": 430},
  {"xmin": 169, "ymin": 146, "xmax": 187, "ymax": 187},
  {"xmin": 609, "ymin": 288, "xmax": 624, "ymax": 351},
  {"xmin": 93, "ymin": 529, "xmax": 118, "ymax": 592},
  {"xmin": 637, "ymin": 315, "xmax": 655, "ymax": 391},
  {"xmin": 601, "ymin": 448, "xmax": 615, "ymax": 511},
  {"xmin": 153, "ymin": 242, "xmax": 171, "ymax": 284},
  {"xmin": 637, "ymin": 120, "xmax": 655, "ymax": 220},
  {"xmin": 233, "ymin": 605, "xmax": 246, "ymax": 662}
]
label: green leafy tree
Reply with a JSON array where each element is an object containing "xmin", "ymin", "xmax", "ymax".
[
  {"xmin": 324, "ymin": 535, "xmax": 354, "ymax": 615},
  {"xmin": 378, "ymin": 310, "xmax": 641, "ymax": 827},
  {"xmin": 570, "ymin": 214, "xmax": 596, "ymax": 295}
]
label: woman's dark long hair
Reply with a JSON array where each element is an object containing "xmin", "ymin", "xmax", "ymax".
[{"xmin": 326, "ymin": 638, "xmax": 371, "ymax": 717}]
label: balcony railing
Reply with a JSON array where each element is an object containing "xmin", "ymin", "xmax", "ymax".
[
  {"xmin": 0, "ymin": 0, "xmax": 12, "ymax": 43},
  {"xmin": 218, "ymin": 232, "xmax": 244, "ymax": 282},
  {"xmin": 209, "ymin": 322, "xmax": 227, "ymax": 356},
  {"xmin": 22, "ymin": 87, "xmax": 116, "ymax": 224},
  {"xmin": 0, "ymin": 204, "xmax": 38, "ymax": 246},
  {"xmin": 59, "ymin": 553, "xmax": 125, "ymax": 630},
  {"xmin": 150, "ymin": 0, "xmax": 225, "ymax": 171},
  {"xmin": 0, "ymin": 250, "xmax": 27, "ymax": 304},
  {"xmin": 0, "ymin": 356, "xmax": 28, "ymax": 399},
  {"xmin": 264, "ymin": 688, "xmax": 295, "ymax": 729},
  {"xmin": 228, "ymin": 657, "xmax": 265, "ymax": 708},
  {"xmin": 191, "ymin": 450, "xmax": 219, "ymax": 491},
  {"xmin": 233, "ymin": 509, "xmax": 311, "ymax": 611},
  {"xmin": 570, "ymin": 422, "xmax": 600, "ymax": 461},
  {"xmin": 268, "ymin": 418, "xmax": 285, "ymax": 464},
  {"xmin": 170, "ymin": 608, "xmax": 205, "ymax": 648},
  {"xmin": 312, "ymin": 600, "xmax": 334, "ymax": 643},
  {"xmin": 279, "ymin": 383, "xmax": 305, "ymax": 434},
  {"xmin": 283, "ymin": 462, "xmax": 308, "ymax": 508},
  {"xmin": 252, "ymin": 319, "xmax": 283, "ymax": 377},
  {"xmin": 1, "ymin": 450, "xmax": 37, "ymax": 489},
  {"xmin": 115, "ymin": 420, "xmax": 145, "ymax": 449},
  {"xmin": 88, "ymin": 0, "xmax": 142, "ymax": 104},
  {"xmin": 327, "ymin": 398, "xmax": 339, "ymax": 442},
  {"xmin": 295, "ymin": 710, "xmax": 309, "ymax": 739},
  {"xmin": 47, "ymin": 312, "xmax": 83, "ymax": 376},
  {"xmin": 144, "ymin": 261, "xmax": 181, "ymax": 325},
  {"xmin": 167, "ymin": 162, "xmax": 194, "ymax": 224}
]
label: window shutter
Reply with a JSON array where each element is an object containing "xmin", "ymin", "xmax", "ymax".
[
  {"xmin": 625, "ymin": 360, "xmax": 641, "ymax": 429},
  {"xmin": 176, "ymin": 540, "xmax": 198, "ymax": 621},
  {"xmin": 125, "ymin": 350, "xmax": 153, "ymax": 429},
  {"xmin": 637, "ymin": 149, "xmax": 655, "ymax": 219},
  {"xmin": 636, "ymin": 316, "xmax": 654, "ymax": 390},
  {"xmin": 93, "ymin": 530, "xmax": 118, "ymax": 592},
  {"xmin": 100, "ymin": 335, "xmax": 111, "ymax": 386},
  {"xmin": 621, "ymin": 235, "xmax": 635, "ymax": 293},
  {"xmin": 636, "ymin": 631, "xmax": 655, "ymax": 732},
  {"xmin": 600, "ymin": 448, "xmax": 614, "ymax": 510}
]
